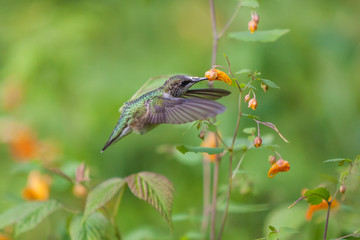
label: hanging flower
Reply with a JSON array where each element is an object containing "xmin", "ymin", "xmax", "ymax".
[
  {"xmin": 305, "ymin": 197, "xmax": 340, "ymax": 221},
  {"xmin": 205, "ymin": 69, "xmax": 232, "ymax": 85},
  {"xmin": 22, "ymin": 171, "xmax": 51, "ymax": 201},
  {"xmin": 201, "ymin": 132, "xmax": 218, "ymax": 162},
  {"xmin": 248, "ymin": 98, "xmax": 257, "ymax": 110},
  {"xmin": 267, "ymin": 159, "xmax": 290, "ymax": 178}
]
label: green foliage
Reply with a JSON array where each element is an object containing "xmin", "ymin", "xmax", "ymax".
[
  {"xmin": 323, "ymin": 158, "xmax": 352, "ymax": 166},
  {"xmin": 243, "ymin": 127, "xmax": 256, "ymax": 134},
  {"xmin": 126, "ymin": 172, "xmax": 174, "ymax": 227},
  {"xmin": 69, "ymin": 212, "xmax": 109, "ymax": 240},
  {"xmin": 260, "ymin": 79, "xmax": 280, "ymax": 89},
  {"xmin": 83, "ymin": 178, "xmax": 126, "ymax": 220},
  {"xmin": 304, "ymin": 187, "xmax": 330, "ymax": 205},
  {"xmin": 176, "ymin": 145, "xmax": 225, "ymax": 155},
  {"xmin": 229, "ymin": 29, "xmax": 290, "ymax": 43}
]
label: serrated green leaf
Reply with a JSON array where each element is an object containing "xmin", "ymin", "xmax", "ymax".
[
  {"xmin": 218, "ymin": 202, "xmax": 269, "ymax": 213},
  {"xmin": 260, "ymin": 79, "xmax": 280, "ymax": 89},
  {"xmin": 269, "ymin": 225, "xmax": 277, "ymax": 232},
  {"xmin": 240, "ymin": 0, "xmax": 259, "ymax": 8},
  {"xmin": 229, "ymin": 29, "xmax": 290, "ymax": 43},
  {"xmin": 304, "ymin": 187, "xmax": 330, "ymax": 205},
  {"xmin": 69, "ymin": 212, "xmax": 108, "ymax": 240},
  {"xmin": 126, "ymin": 172, "xmax": 175, "ymax": 228},
  {"xmin": 268, "ymin": 232, "xmax": 279, "ymax": 240},
  {"xmin": 235, "ymin": 69, "xmax": 252, "ymax": 75},
  {"xmin": 0, "ymin": 202, "xmax": 42, "ymax": 229},
  {"xmin": 176, "ymin": 145, "xmax": 224, "ymax": 155},
  {"xmin": 323, "ymin": 158, "xmax": 352, "ymax": 167},
  {"xmin": 83, "ymin": 178, "xmax": 125, "ymax": 220},
  {"xmin": 14, "ymin": 200, "xmax": 62, "ymax": 237},
  {"xmin": 243, "ymin": 127, "xmax": 256, "ymax": 134}
]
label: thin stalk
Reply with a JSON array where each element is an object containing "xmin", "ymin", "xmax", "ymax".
[
  {"xmin": 201, "ymin": 160, "xmax": 211, "ymax": 234},
  {"xmin": 209, "ymin": 0, "xmax": 218, "ymax": 67},
  {"xmin": 218, "ymin": 1, "xmax": 242, "ymax": 38},
  {"xmin": 323, "ymin": 201, "xmax": 332, "ymax": 240},
  {"xmin": 210, "ymin": 159, "xmax": 220, "ymax": 240}
]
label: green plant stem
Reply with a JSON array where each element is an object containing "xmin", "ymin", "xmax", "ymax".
[
  {"xmin": 217, "ymin": 91, "xmax": 243, "ymax": 240},
  {"xmin": 111, "ymin": 186, "xmax": 126, "ymax": 240},
  {"xmin": 201, "ymin": 160, "xmax": 211, "ymax": 235},
  {"xmin": 210, "ymin": 159, "xmax": 220, "ymax": 240},
  {"xmin": 323, "ymin": 201, "xmax": 332, "ymax": 240}
]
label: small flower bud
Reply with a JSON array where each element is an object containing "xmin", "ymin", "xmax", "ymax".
[
  {"xmin": 253, "ymin": 136, "xmax": 262, "ymax": 148},
  {"xmin": 261, "ymin": 82, "xmax": 268, "ymax": 92},
  {"xmin": 340, "ymin": 184, "xmax": 346, "ymax": 194},
  {"xmin": 268, "ymin": 155, "xmax": 276, "ymax": 165},
  {"xmin": 252, "ymin": 12, "xmax": 260, "ymax": 23},
  {"xmin": 248, "ymin": 98, "xmax": 257, "ymax": 110},
  {"xmin": 245, "ymin": 93, "xmax": 251, "ymax": 102},
  {"xmin": 248, "ymin": 19, "xmax": 257, "ymax": 34}
]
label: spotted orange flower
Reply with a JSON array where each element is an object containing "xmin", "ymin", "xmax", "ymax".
[
  {"xmin": 305, "ymin": 197, "xmax": 340, "ymax": 221},
  {"xmin": 267, "ymin": 159, "xmax": 290, "ymax": 178},
  {"xmin": 22, "ymin": 171, "xmax": 51, "ymax": 201},
  {"xmin": 201, "ymin": 132, "xmax": 218, "ymax": 162},
  {"xmin": 205, "ymin": 69, "xmax": 232, "ymax": 85}
]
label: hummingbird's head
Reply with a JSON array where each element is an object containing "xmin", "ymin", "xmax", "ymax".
[{"xmin": 163, "ymin": 75, "xmax": 208, "ymax": 97}]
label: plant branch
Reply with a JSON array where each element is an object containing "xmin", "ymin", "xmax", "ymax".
[
  {"xmin": 201, "ymin": 160, "xmax": 211, "ymax": 235},
  {"xmin": 323, "ymin": 201, "xmax": 332, "ymax": 240},
  {"xmin": 210, "ymin": 159, "xmax": 220, "ymax": 240},
  {"xmin": 218, "ymin": 1, "xmax": 242, "ymax": 38}
]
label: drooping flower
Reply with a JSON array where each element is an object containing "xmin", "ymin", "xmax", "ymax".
[
  {"xmin": 205, "ymin": 69, "xmax": 232, "ymax": 85},
  {"xmin": 22, "ymin": 171, "xmax": 51, "ymax": 201},
  {"xmin": 305, "ymin": 197, "xmax": 339, "ymax": 221},
  {"xmin": 248, "ymin": 19, "xmax": 257, "ymax": 34},
  {"xmin": 253, "ymin": 137, "xmax": 262, "ymax": 148},
  {"xmin": 201, "ymin": 131, "xmax": 218, "ymax": 162},
  {"xmin": 248, "ymin": 98, "xmax": 257, "ymax": 110},
  {"xmin": 267, "ymin": 159, "xmax": 290, "ymax": 178}
]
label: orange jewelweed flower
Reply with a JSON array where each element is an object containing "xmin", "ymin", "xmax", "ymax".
[
  {"xmin": 267, "ymin": 159, "xmax": 290, "ymax": 178},
  {"xmin": 201, "ymin": 132, "xmax": 218, "ymax": 162},
  {"xmin": 305, "ymin": 197, "xmax": 339, "ymax": 221},
  {"xmin": 248, "ymin": 19, "xmax": 257, "ymax": 34},
  {"xmin": 10, "ymin": 129, "xmax": 40, "ymax": 162},
  {"xmin": 22, "ymin": 171, "xmax": 51, "ymax": 201},
  {"xmin": 205, "ymin": 69, "xmax": 232, "ymax": 85},
  {"xmin": 248, "ymin": 98, "xmax": 257, "ymax": 110}
]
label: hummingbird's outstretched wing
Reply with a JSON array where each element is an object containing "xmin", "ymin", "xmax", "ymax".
[
  {"xmin": 183, "ymin": 88, "xmax": 231, "ymax": 100},
  {"xmin": 146, "ymin": 97, "xmax": 226, "ymax": 124}
]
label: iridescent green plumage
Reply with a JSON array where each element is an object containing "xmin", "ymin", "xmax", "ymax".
[{"xmin": 101, "ymin": 75, "xmax": 230, "ymax": 152}]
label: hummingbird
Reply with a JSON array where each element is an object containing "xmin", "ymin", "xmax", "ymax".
[{"xmin": 101, "ymin": 75, "xmax": 230, "ymax": 152}]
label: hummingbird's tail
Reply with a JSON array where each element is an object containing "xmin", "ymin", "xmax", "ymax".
[{"xmin": 101, "ymin": 119, "xmax": 132, "ymax": 153}]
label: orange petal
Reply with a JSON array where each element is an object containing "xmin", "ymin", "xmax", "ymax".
[
  {"xmin": 305, "ymin": 197, "xmax": 340, "ymax": 221},
  {"xmin": 201, "ymin": 132, "xmax": 218, "ymax": 162},
  {"xmin": 205, "ymin": 69, "xmax": 232, "ymax": 85},
  {"xmin": 22, "ymin": 171, "xmax": 50, "ymax": 201},
  {"xmin": 267, "ymin": 159, "xmax": 290, "ymax": 178}
]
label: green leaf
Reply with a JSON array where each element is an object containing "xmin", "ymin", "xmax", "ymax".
[
  {"xmin": 0, "ymin": 202, "xmax": 41, "ymax": 229},
  {"xmin": 269, "ymin": 225, "xmax": 277, "ymax": 232},
  {"xmin": 243, "ymin": 127, "xmax": 256, "ymax": 134},
  {"xmin": 83, "ymin": 178, "xmax": 125, "ymax": 220},
  {"xmin": 235, "ymin": 69, "xmax": 252, "ymax": 75},
  {"xmin": 218, "ymin": 202, "xmax": 269, "ymax": 213},
  {"xmin": 268, "ymin": 232, "xmax": 280, "ymax": 240},
  {"xmin": 126, "ymin": 172, "xmax": 175, "ymax": 228},
  {"xmin": 229, "ymin": 29, "xmax": 290, "ymax": 43},
  {"xmin": 323, "ymin": 158, "xmax": 352, "ymax": 166},
  {"xmin": 240, "ymin": 0, "xmax": 259, "ymax": 8},
  {"xmin": 176, "ymin": 145, "xmax": 225, "ymax": 155},
  {"xmin": 14, "ymin": 200, "xmax": 62, "ymax": 237},
  {"xmin": 304, "ymin": 187, "xmax": 330, "ymax": 205},
  {"xmin": 69, "ymin": 212, "xmax": 108, "ymax": 240},
  {"xmin": 260, "ymin": 79, "xmax": 280, "ymax": 89},
  {"xmin": 241, "ymin": 113, "xmax": 260, "ymax": 120}
]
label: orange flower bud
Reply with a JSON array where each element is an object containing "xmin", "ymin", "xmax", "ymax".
[
  {"xmin": 22, "ymin": 171, "xmax": 51, "ymax": 201},
  {"xmin": 340, "ymin": 185, "xmax": 346, "ymax": 194},
  {"xmin": 244, "ymin": 93, "xmax": 251, "ymax": 102},
  {"xmin": 267, "ymin": 159, "xmax": 290, "ymax": 178},
  {"xmin": 73, "ymin": 183, "xmax": 88, "ymax": 198},
  {"xmin": 248, "ymin": 19, "xmax": 257, "ymax": 34},
  {"xmin": 253, "ymin": 137, "xmax": 262, "ymax": 148},
  {"xmin": 201, "ymin": 132, "xmax": 218, "ymax": 162},
  {"xmin": 268, "ymin": 155, "xmax": 276, "ymax": 165},
  {"xmin": 205, "ymin": 69, "xmax": 232, "ymax": 85},
  {"xmin": 252, "ymin": 12, "xmax": 260, "ymax": 24},
  {"xmin": 305, "ymin": 197, "xmax": 339, "ymax": 221},
  {"xmin": 248, "ymin": 98, "xmax": 257, "ymax": 110},
  {"xmin": 261, "ymin": 82, "xmax": 268, "ymax": 92}
]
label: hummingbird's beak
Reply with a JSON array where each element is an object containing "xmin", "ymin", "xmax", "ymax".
[{"xmin": 191, "ymin": 77, "xmax": 209, "ymax": 82}]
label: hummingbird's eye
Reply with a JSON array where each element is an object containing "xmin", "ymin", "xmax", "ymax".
[{"xmin": 181, "ymin": 80, "xmax": 191, "ymax": 87}]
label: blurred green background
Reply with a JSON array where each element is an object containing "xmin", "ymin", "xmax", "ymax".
[{"xmin": 0, "ymin": 0, "xmax": 359, "ymax": 239}]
